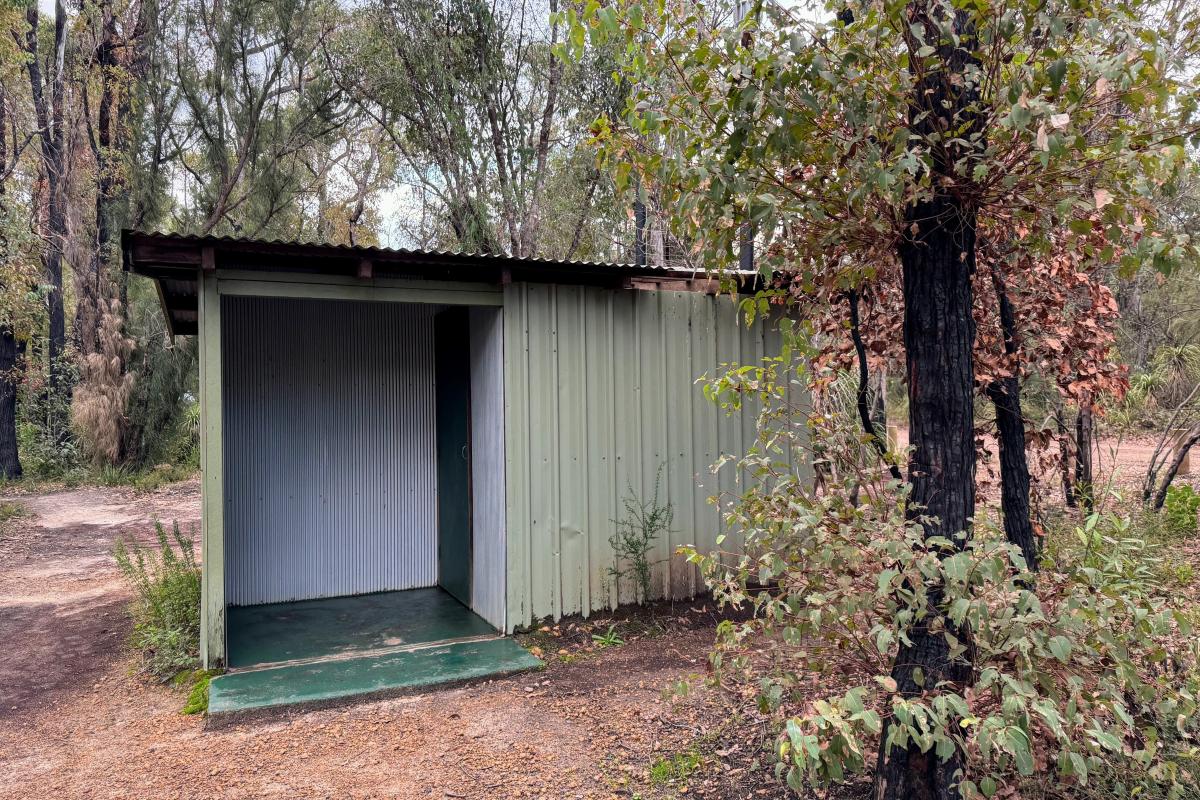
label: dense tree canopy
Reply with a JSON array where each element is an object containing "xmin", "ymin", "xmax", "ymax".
[{"xmin": 0, "ymin": 0, "xmax": 634, "ymax": 477}]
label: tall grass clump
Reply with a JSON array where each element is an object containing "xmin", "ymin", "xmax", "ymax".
[{"xmin": 114, "ymin": 521, "xmax": 201, "ymax": 679}]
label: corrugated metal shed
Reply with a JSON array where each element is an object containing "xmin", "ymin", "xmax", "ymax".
[
  {"xmin": 468, "ymin": 307, "xmax": 507, "ymax": 629},
  {"xmin": 122, "ymin": 230, "xmax": 764, "ymax": 336},
  {"xmin": 123, "ymin": 231, "xmax": 800, "ymax": 669}
]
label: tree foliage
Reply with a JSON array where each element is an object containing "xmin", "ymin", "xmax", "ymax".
[{"xmin": 569, "ymin": 0, "xmax": 1200, "ymax": 795}]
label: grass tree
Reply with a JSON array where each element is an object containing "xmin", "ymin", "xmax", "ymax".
[{"xmin": 566, "ymin": 0, "xmax": 1198, "ymax": 797}]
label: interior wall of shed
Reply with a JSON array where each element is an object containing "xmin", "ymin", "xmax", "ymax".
[
  {"xmin": 468, "ymin": 306, "xmax": 506, "ymax": 630},
  {"xmin": 219, "ymin": 294, "xmax": 507, "ymax": 635},
  {"xmin": 222, "ymin": 297, "xmax": 442, "ymax": 606}
]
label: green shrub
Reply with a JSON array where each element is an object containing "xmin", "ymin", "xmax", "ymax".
[
  {"xmin": 114, "ymin": 521, "xmax": 201, "ymax": 679},
  {"xmin": 1164, "ymin": 485, "xmax": 1200, "ymax": 536},
  {"xmin": 693, "ymin": 358, "xmax": 1200, "ymax": 800},
  {"xmin": 649, "ymin": 749, "xmax": 702, "ymax": 786},
  {"xmin": 0, "ymin": 500, "xmax": 25, "ymax": 524},
  {"xmin": 16, "ymin": 355, "xmax": 81, "ymax": 479}
]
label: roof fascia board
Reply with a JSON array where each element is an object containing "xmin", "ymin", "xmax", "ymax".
[{"xmin": 217, "ymin": 277, "xmax": 503, "ymax": 307}]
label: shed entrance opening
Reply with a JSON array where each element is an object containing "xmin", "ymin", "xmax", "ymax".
[{"xmin": 221, "ymin": 296, "xmax": 506, "ymax": 670}]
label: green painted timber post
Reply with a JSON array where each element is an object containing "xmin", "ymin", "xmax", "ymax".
[{"xmin": 199, "ymin": 270, "xmax": 226, "ymax": 667}]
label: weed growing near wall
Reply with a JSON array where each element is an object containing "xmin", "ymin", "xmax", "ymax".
[{"xmin": 609, "ymin": 466, "xmax": 674, "ymax": 604}]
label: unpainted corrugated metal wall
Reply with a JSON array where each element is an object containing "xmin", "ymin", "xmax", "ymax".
[
  {"xmin": 503, "ymin": 283, "xmax": 795, "ymax": 629},
  {"xmin": 222, "ymin": 296, "xmax": 439, "ymax": 605},
  {"xmin": 468, "ymin": 307, "xmax": 507, "ymax": 629}
]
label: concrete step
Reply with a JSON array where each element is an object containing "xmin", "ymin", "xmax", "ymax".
[{"xmin": 208, "ymin": 637, "xmax": 541, "ymax": 714}]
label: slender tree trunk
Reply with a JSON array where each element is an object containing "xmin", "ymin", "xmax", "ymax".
[
  {"xmin": 25, "ymin": 0, "xmax": 69, "ymax": 389},
  {"xmin": 985, "ymin": 266, "xmax": 1037, "ymax": 570},
  {"xmin": 989, "ymin": 380, "xmax": 1037, "ymax": 566},
  {"xmin": 0, "ymin": 328, "xmax": 22, "ymax": 480},
  {"xmin": 1149, "ymin": 425, "xmax": 1200, "ymax": 510},
  {"xmin": 0, "ymin": 90, "xmax": 21, "ymax": 481},
  {"xmin": 77, "ymin": 0, "xmax": 121, "ymax": 357},
  {"xmin": 1055, "ymin": 405, "xmax": 1076, "ymax": 508},
  {"xmin": 1075, "ymin": 400, "xmax": 1095, "ymax": 512},
  {"xmin": 519, "ymin": 0, "xmax": 562, "ymax": 258}
]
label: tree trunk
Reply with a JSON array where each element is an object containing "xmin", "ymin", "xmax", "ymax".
[
  {"xmin": 1055, "ymin": 405, "xmax": 1077, "ymax": 509},
  {"xmin": 1074, "ymin": 401, "xmax": 1095, "ymax": 512},
  {"xmin": 77, "ymin": 0, "xmax": 120, "ymax": 357},
  {"xmin": 875, "ymin": 192, "xmax": 978, "ymax": 800},
  {"xmin": 985, "ymin": 266, "xmax": 1037, "ymax": 570},
  {"xmin": 1150, "ymin": 425, "xmax": 1200, "ymax": 510},
  {"xmin": 989, "ymin": 378, "xmax": 1037, "ymax": 568},
  {"xmin": 25, "ymin": 0, "xmax": 69, "ymax": 389},
  {"xmin": 0, "ymin": 328, "xmax": 22, "ymax": 480}
]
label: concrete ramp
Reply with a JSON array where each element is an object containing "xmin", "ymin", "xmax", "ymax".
[{"xmin": 208, "ymin": 637, "xmax": 541, "ymax": 714}]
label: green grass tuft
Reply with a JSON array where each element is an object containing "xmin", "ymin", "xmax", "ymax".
[{"xmin": 178, "ymin": 669, "xmax": 219, "ymax": 715}]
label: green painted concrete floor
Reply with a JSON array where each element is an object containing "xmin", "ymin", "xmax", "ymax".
[
  {"xmin": 227, "ymin": 587, "xmax": 497, "ymax": 668},
  {"xmin": 208, "ymin": 637, "xmax": 542, "ymax": 714}
]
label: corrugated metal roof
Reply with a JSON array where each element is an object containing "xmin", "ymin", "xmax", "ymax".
[
  {"xmin": 122, "ymin": 229, "xmax": 763, "ymax": 337},
  {"xmin": 128, "ymin": 229, "xmax": 659, "ymax": 270}
]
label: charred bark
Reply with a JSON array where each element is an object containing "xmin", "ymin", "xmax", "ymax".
[
  {"xmin": 0, "ymin": 328, "xmax": 23, "ymax": 480},
  {"xmin": 985, "ymin": 266, "xmax": 1037, "ymax": 570},
  {"xmin": 875, "ymin": 4, "xmax": 980, "ymax": 796},
  {"xmin": 875, "ymin": 192, "xmax": 979, "ymax": 800},
  {"xmin": 1074, "ymin": 401, "xmax": 1095, "ymax": 513},
  {"xmin": 0, "ymin": 91, "xmax": 20, "ymax": 480}
]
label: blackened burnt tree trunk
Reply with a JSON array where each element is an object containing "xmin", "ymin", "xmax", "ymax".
[
  {"xmin": 0, "ymin": 330, "xmax": 22, "ymax": 480},
  {"xmin": 875, "ymin": 7, "xmax": 980, "ymax": 800},
  {"xmin": 986, "ymin": 266, "xmax": 1038, "ymax": 571},
  {"xmin": 0, "ymin": 86, "xmax": 22, "ymax": 480},
  {"xmin": 1074, "ymin": 398, "xmax": 1095, "ymax": 512}
]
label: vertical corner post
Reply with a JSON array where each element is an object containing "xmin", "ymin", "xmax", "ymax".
[{"xmin": 198, "ymin": 270, "xmax": 226, "ymax": 668}]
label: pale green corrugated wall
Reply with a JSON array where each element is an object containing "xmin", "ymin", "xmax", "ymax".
[{"xmin": 503, "ymin": 282, "xmax": 796, "ymax": 630}]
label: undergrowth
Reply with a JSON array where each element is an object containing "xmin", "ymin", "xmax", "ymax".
[
  {"xmin": 114, "ymin": 521, "xmax": 201, "ymax": 680},
  {"xmin": 694, "ymin": 355, "xmax": 1200, "ymax": 800},
  {"xmin": 608, "ymin": 466, "xmax": 674, "ymax": 604}
]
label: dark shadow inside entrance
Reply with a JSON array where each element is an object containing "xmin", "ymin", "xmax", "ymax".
[{"xmin": 226, "ymin": 587, "xmax": 496, "ymax": 669}]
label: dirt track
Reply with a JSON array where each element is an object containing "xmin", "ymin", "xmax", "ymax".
[{"xmin": 0, "ymin": 482, "xmax": 778, "ymax": 800}]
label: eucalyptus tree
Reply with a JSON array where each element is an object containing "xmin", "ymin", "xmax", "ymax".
[
  {"xmin": 329, "ymin": 0, "xmax": 625, "ymax": 258},
  {"xmin": 165, "ymin": 0, "xmax": 356, "ymax": 239},
  {"xmin": 570, "ymin": 0, "xmax": 1198, "ymax": 797},
  {"xmin": 21, "ymin": 0, "xmax": 69, "ymax": 391}
]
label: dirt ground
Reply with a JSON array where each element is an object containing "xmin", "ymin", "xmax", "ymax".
[
  {"xmin": 0, "ymin": 435, "xmax": 1191, "ymax": 800},
  {"xmin": 0, "ymin": 480, "xmax": 783, "ymax": 800}
]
